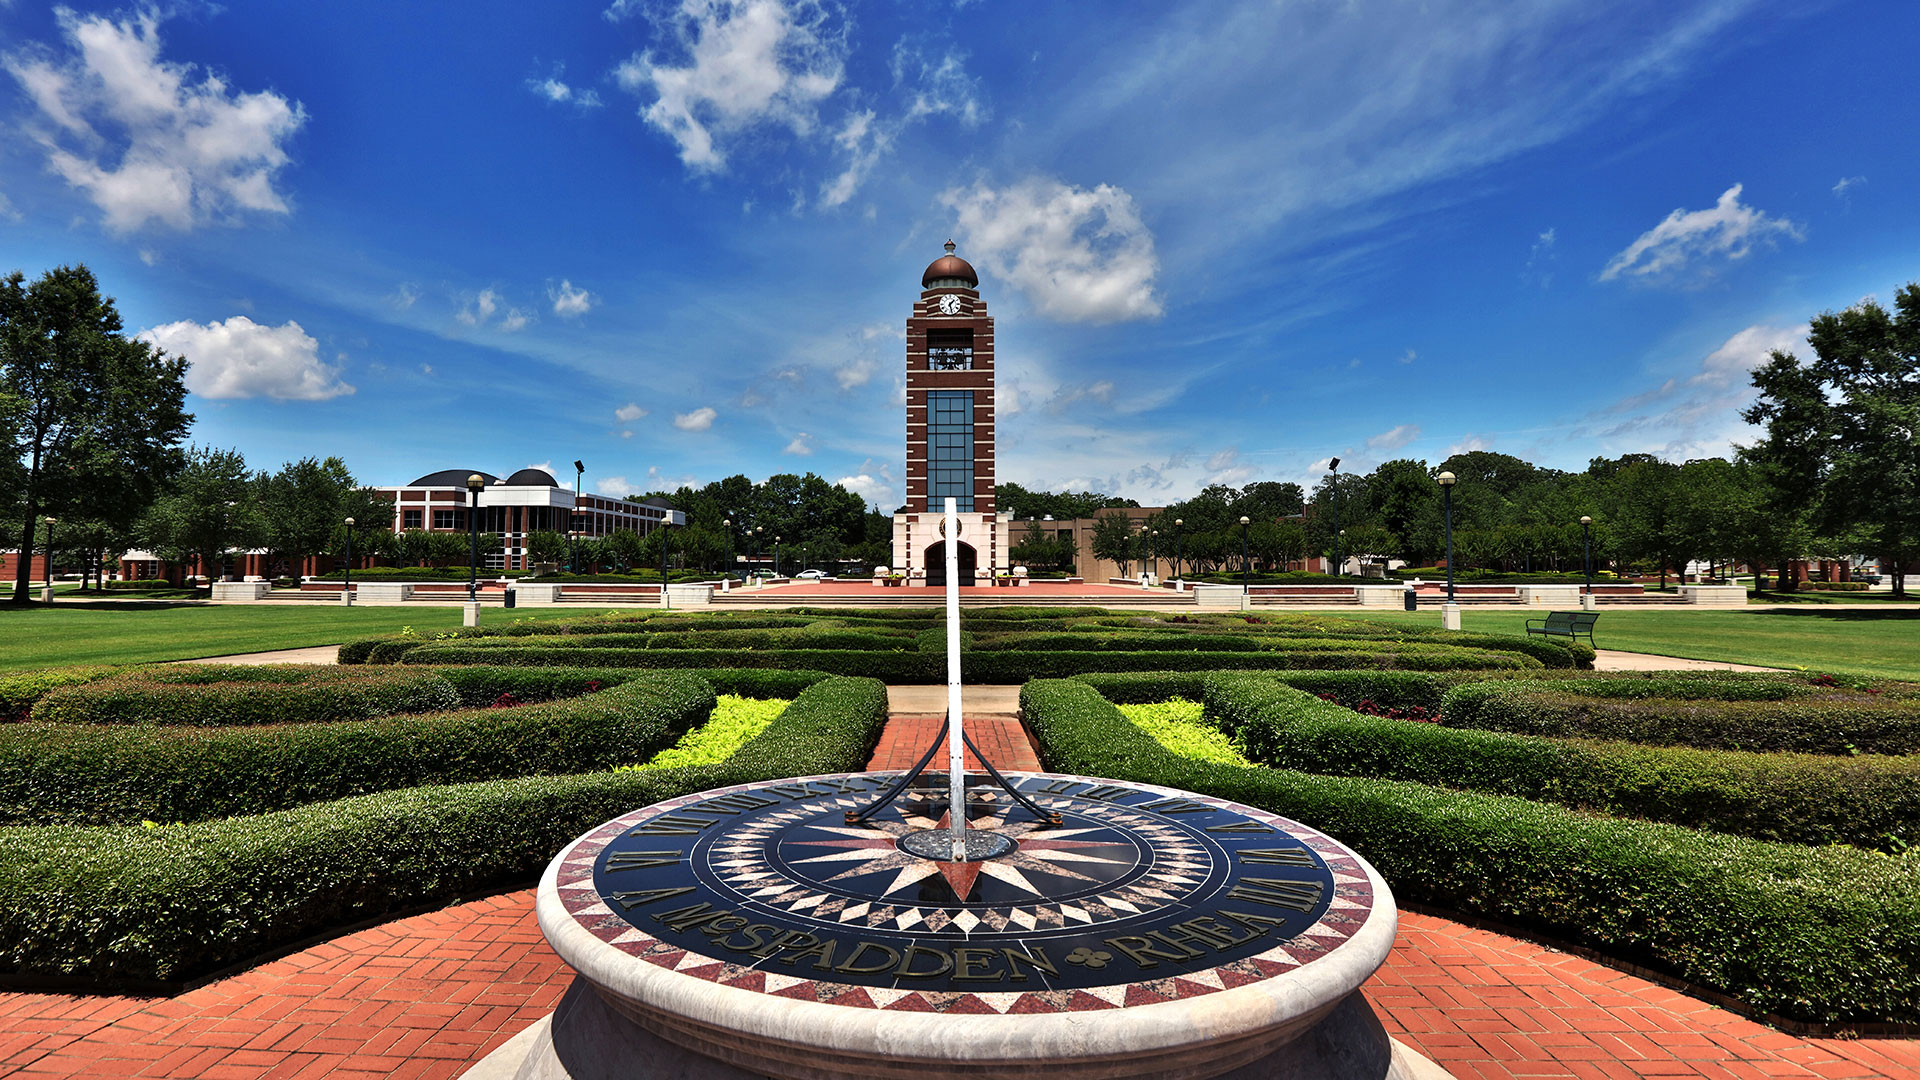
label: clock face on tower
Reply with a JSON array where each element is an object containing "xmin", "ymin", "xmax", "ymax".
[{"xmin": 937, "ymin": 294, "xmax": 962, "ymax": 315}]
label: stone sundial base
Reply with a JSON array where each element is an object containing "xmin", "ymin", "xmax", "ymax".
[{"xmin": 461, "ymin": 772, "xmax": 1456, "ymax": 1080}]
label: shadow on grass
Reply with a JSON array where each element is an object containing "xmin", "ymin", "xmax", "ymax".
[
  {"xmin": 1, "ymin": 599, "xmax": 209, "ymax": 613},
  {"xmin": 1751, "ymin": 606, "xmax": 1920, "ymax": 623}
]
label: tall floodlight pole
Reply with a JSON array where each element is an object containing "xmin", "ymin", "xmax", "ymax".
[
  {"xmin": 1150, "ymin": 529, "xmax": 1160, "ymax": 581},
  {"xmin": 1581, "ymin": 515, "xmax": 1593, "ymax": 597},
  {"xmin": 942, "ymin": 498, "xmax": 967, "ymax": 860},
  {"xmin": 773, "ymin": 535, "xmax": 781, "ymax": 578},
  {"xmin": 1240, "ymin": 516, "xmax": 1251, "ymax": 595},
  {"xmin": 343, "ymin": 517, "xmax": 356, "ymax": 606},
  {"xmin": 466, "ymin": 474, "xmax": 485, "ymax": 602},
  {"xmin": 1174, "ymin": 518, "xmax": 1184, "ymax": 584},
  {"xmin": 1438, "ymin": 471, "xmax": 1457, "ymax": 604},
  {"xmin": 1329, "ymin": 457, "xmax": 1342, "ymax": 577},
  {"xmin": 724, "ymin": 518, "xmax": 733, "ymax": 582}
]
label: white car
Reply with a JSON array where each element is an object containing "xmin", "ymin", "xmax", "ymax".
[{"xmin": 796, "ymin": 569, "xmax": 830, "ymax": 580}]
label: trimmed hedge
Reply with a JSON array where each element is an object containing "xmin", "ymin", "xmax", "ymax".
[
  {"xmin": 30, "ymin": 667, "xmax": 461, "ymax": 726},
  {"xmin": 0, "ymin": 675, "xmax": 888, "ymax": 982},
  {"xmin": 1, "ymin": 673, "xmax": 717, "ymax": 825},
  {"xmin": 0, "ymin": 668, "xmax": 114, "ymax": 722},
  {"xmin": 396, "ymin": 643, "xmax": 1538, "ymax": 680},
  {"xmin": 1201, "ymin": 673, "xmax": 1920, "ymax": 851},
  {"xmin": 1443, "ymin": 682, "xmax": 1920, "ymax": 754},
  {"xmin": 428, "ymin": 665, "xmax": 834, "ymax": 707},
  {"xmin": 1020, "ymin": 678, "xmax": 1920, "ymax": 1025}
]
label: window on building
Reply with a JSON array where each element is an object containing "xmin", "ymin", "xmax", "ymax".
[
  {"xmin": 433, "ymin": 509, "xmax": 461, "ymax": 530},
  {"xmin": 927, "ymin": 389, "xmax": 975, "ymax": 512},
  {"xmin": 402, "ymin": 509, "xmax": 423, "ymax": 530},
  {"xmin": 927, "ymin": 329, "xmax": 973, "ymax": 370}
]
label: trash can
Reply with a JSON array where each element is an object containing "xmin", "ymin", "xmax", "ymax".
[
  {"xmin": 503, "ymin": 587, "xmax": 517, "ymax": 609},
  {"xmin": 1403, "ymin": 587, "xmax": 1418, "ymax": 611}
]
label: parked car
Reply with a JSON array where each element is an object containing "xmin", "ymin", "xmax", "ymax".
[{"xmin": 796, "ymin": 569, "xmax": 829, "ymax": 580}]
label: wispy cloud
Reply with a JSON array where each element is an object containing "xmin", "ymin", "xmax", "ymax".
[
  {"xmin": 1832, "ymin": 175, "xmax": 1865, "ymax": 198},
  {"xmin": 1366, "ymin": 424, "xmax": 1420, "ymax": 452},
  {"xmin": 783, "ymin": 433, "xmax": 812, "ymax": 455},
  {"xmin": 1600, "ymin": 184, "xmax": 1803, "ymax": 284},
  {"xmin": 527, "ymin": 65, "xmax": 603, "ymax": 109},
  {"xmin": 551, "ymin": 279, "xmax": 593, "ymax": 317}
]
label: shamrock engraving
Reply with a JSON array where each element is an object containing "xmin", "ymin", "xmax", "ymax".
[{"xmin": 1065, "ymin": 947, "xmax": 1112, "ymax": 969}]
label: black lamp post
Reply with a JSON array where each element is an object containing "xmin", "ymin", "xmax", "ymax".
[
  {"xmin": 1150, "ymin": 529, "xmax": 1160, "ymax": 581},
  {"xmin": 1173, "ymin": 518, "xmax": 1184, "ymax": 583},
  {"xmin": 752, "ymin": 526, "xmax": 762, "ymax": 577},
  {"xmin": 466, "ymin": 473, "xmax": 485, "ymax": 602},
  {"xmin": 1438, "ymin": 471, "xmax": 1457, "ymax": 604},
  {"xmin": 1239, "ymin": 515, "xmax": 1251, "ymax": 596},
  {"xmin": 723, "ymin": 518, "xmax": 734, "ymax": 582},
  {"xmin": 1581, "ymin": 515, "xmax": 1593, "ymax": 596},
  {"xmin": 660, "ymin": 521, "xmax": 671, "ymax": 583},
  {"xmin": 42, "ymin": 516, "xmax": 56, "ymax": 603},
  {"xmin": 343, "ymin": 516, "xmax": 357, "ymax": 606},
  {"xmin": 573, "ymin": 460, "xmax": 585, "ymax": 571},
  {"xmin": 1328, "ymin": 457, "xmax": 1342, "ymax": 577},
  {"xmin": 773, "ymin": 535, "xmax": 781, "ymax": 578}
]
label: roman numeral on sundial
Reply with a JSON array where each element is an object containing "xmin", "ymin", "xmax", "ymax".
[
  {"xmin": 1238, "ymin": 847, "xmax": 1315, "ymax": 867},
  {"xmin": 629, "ymin": 815, "xmax": 721, "ymax": 836},
  {"xmin": 1224, "ymin": 877, "xmax": 1325, "ymax": 912},
  {"xmin": 608, "ymin": 886, "xmax": 695, "ymax": 911},
  {"xmin": 1139, "ymin": 797, "xmax": 1213, "ymax": 815},
  {"xmin": 1204, "ymin": 819, "xmax": 1276, "ymax": 834},
  {"xmin": 1078, "ymin": 785, "xmax": 1135, "ymax": 802},
  {"xmin": 604, "ymin": 850, "xmax": 683, "ymax": 872}
]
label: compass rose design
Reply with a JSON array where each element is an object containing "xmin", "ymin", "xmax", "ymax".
[{"xmin": 782, "ymin": 799, "xmax": 1137, "ymax": 904}]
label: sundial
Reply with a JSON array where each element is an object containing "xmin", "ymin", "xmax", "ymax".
[{"xmin": 467, "ymin": 500, "xmax": 1442, "ymax": 1079}]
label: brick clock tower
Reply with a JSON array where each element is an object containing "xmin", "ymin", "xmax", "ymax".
[{"xmin": 892, "ymin": 241, "xmax": 1007, "ymax": 585}]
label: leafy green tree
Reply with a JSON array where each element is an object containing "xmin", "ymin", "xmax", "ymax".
[
  {"xmin": 1745, "ymin": 284, "xmax": 1920, "ymax": 596},
  {"xmin": 3, "ymin": 265, "xmax": 191, "ymax": 602},
  {"xmin": 258, "ymin": 456, "xmax": 378, "ymax": 575},
  {"xmin": 136, "ymin": 447, "xmax": 261, "ymax": 582},
  {"xmin": 525, "ymin": 529, "xmax": 566, "ymax": 566},
  {"xmin": 1089, "ymin": 511, "xmax": 1140, "ymax": 576}
]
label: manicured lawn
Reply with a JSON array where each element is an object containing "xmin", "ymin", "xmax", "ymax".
[
  {"xmin": 0, "ymin": 602, "xmax": 611, "ymax": 670},
  {"xmin": 1322, "ymin": 608, "xmax": 1920, "ymax": 680}
]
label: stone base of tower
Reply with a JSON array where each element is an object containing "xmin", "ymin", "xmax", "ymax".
[{"xmin": 890, "ymin": 512, "xmax": 1012, "ymax": 585}]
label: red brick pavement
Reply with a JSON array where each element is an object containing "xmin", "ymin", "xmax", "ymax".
[
  {"xmin": 865, "ymin": 713, "xmax": 1043, "ymax": 772},
  {"xmin": 4, "ymin": 708, "xmax": 1916, "ymax": 1080}
]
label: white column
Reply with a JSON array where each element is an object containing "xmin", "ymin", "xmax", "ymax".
[{"xmin": 944, "ymin": 497, "xmax": 967, "ymax": 860}]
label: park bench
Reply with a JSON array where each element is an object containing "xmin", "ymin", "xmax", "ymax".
[{"xmin": 1525, "ymin": 610, "xmax": 1598, "ymax": 646}]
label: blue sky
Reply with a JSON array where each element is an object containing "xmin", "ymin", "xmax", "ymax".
[{"xmin": 3, "ymin": 0, "xmax": 1916, "ymax": 510}]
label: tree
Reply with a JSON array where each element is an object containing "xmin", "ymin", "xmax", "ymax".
[
  {"xmin": 1089, "ymin": 511, "xmax": 1139, "ymax": 576},
  {"xmin": 258, "ymin": 456, "xmax": 378, "ymax": 575},
  {"xmin": 1745, "ymin": 284, "xmax": 1920, "ymax": 596},
  {"xmin": 3, "ymin": 265, "xmax": 191, "ymax": 602},
  {"xmin": 525, "ymin": 529, "xmax": 566, "ymax": 566},
  {"xmin": 136, "ymin": 447, "xmax": 261, "ymax": 583}
]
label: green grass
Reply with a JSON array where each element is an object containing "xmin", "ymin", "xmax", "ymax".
[
  {"xmin": 618, "ymin": 695, "xmax": 790, "ymax": 771},
  {"xmin": 0, "ymin": 604, "xmax": 611, "ymax": 671},
  {"xmin": 1116, "ymin": 698, "xmax": 1250, "ymax": 766},
  {"xmin": 1318, "ymin": 609, "xmax": 1920, "ymax": 680}
]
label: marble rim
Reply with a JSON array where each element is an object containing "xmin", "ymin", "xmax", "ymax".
[{"xmin": 536, "ymin": 771, "xmax": 1398, "ymax": 1065}]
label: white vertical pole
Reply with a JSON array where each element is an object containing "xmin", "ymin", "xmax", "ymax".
[{"xmin": 944, "ymin": 497, "xmax": 967, "ymax": 859}]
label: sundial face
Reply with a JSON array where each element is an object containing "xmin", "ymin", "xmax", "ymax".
[{"xmin": 551, "ymin": 773, "xmax": 1379, "ymax": 1012}]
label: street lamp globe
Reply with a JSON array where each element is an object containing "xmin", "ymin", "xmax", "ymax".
[
  {"xmin": 1580, "ymin": 515, "xmax": 1592, "ymax": 525},
  {"xmin": 1437, "ymin": 471, "xmax": 1456, "ymax": 487},
  {"xmin": 1239, "ymin": 516, "xmax": 1250, "ymax": 526},
  {"xmin": 345, "ymin": 516, "xmax": 355, "ymax": 527}
]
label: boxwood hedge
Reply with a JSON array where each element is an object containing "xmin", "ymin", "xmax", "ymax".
[
  {"xmin": 1, "ymin": 672, "xmax": 717, "ymax": 826},
  {"xmin": 1020, "ymin": 678, "xmax": 1920, "ymax": 1025},
  {"xmin": 1201, "ymin": 673, "xmax": 1920, "ymax": 851},
  {"xmin": 1443, "ymin": 682, "xmax": 1920, "ymax": 754},
  {"xmin": 0, "ymin": 675, "xmax": 888, "ymax": 984},
  {"xmin": 30, "ymin": 666, "xmax": 461, "ymax": 726}
]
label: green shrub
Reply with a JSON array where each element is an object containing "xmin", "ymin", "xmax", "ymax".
[
  {"xmin": 102, "ymin": 579, "xmax": 171, "ymax": 590},
  {"xmin": 336, "ymin": 638, "xmax": 384, "ymax": 664},
  {"xmin": 1020, "ymin": 678, "xmax": 1920, "ymax": 1025},
  {"xmin": 0, "ymin": 675, "xmax": 886, "ymax": 983},
  {"xmin": 428, "ymin": 665, "xmax": 833, "ymax": 706},
  {"xmin": 1202, "ymin": 673, "xmax": 1920, "ymax": 851},
  {"xmin": 1117, "ymin": 699, "xmax": 1249, "ymax": 766},
  {"xmin": 620, "ymin": 695, "xmax": 789, "ymax": 771},
  {"xmin": 1442, "ymin": 682, "xmax": 1920, "ymax": 754},
  {"xmin": 30, "ymin": 667, "xmax": 460, "ymax": 727},
  {"xmin": 1, "ymin": 673, "xmax": 716, "ymax": 826},
  {"xmin": 0, "ymin": 668, "xmax": 115, "ymax": 722}
]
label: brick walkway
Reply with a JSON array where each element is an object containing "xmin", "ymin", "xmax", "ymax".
[
  {"xmin": 4, "ymin": 709, "xmax": 1916, "ymax": 1079},
  {"xmin": 865, "ymin": 713, "xmax": 1043, "ymax": 771}
]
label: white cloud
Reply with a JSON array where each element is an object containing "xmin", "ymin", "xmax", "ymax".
[
  {"xmin": 1579, "ymin": 322, "xmax": 1809, "ymax": 460},
  {"xmin": 674, "ymin": 406, "xmax": 718, "ymax": 431},
  {"xmin": 1366, "ymin": 424, "xmax": 1420, "ymax": 451},
  {"xmin": 1445, "ymin": 435, "xmax": 1491, "ymax": 456},
  {"xmin": 1687, "ymin": 323, "xmax": 1808, "ymax": 389},
  {"xmin": 1398, "ymin": 348, "xmax": 1417, "ymax": 364},
  {"xmin": 614, "ymin": 0, "xmax": 843, "ymax": 173},
  {"xmin": 499, "ymin": 309, "xmax": 529, "ymax": 332},
  {"xmin": 5, "ymin": 10, "xmax": 306, "ymax": 231},
  {"xmin": 0, "ymin": 192, "xmax": 19, "ymax": 221},
  {"xmin": 836, "ymin": 473, "xmax": 892, "ymax": 509},
  {"xmin": 819, "ymin": 108, "xmax": 885, "ymax": 208},
  {"xmin": 1600, "ymin": 184, "xmax": 1803, "ymax": 283},
  {"xmin": 528, "ymin": 69, "xmax": 603, "ymax": 109},
  {"xmin": 893, "ymin": 43, "xmax": 984, "ymax": 127},
  {"xmin": 620, "ymin": 429, "xmax": 635, "ymax": 439},
  {"xmin": 524, "ymin": 460, "xmax": 555, "ymax": 477},
  {"xmin": 615, "ymin": 402, "xmax": 649, "ymax": 422},
  {"xmin": 551, "ymin": 279, "xmax": 593, "ymax": 317},
  {"xmin": 420, "ymin": 363, "xmax": 434, "ymax": 376},
  {"xmin": 458, "ymin": 288, "xmax": 529, "ymax": 331},
  {"xmin": 391, "ymin": 283, "xmax": 419, "ymax": 310},
  {"xmin": 1832, "ymin": 175, "xmax": 1865, "ymax": 198},
  {"xmin": 941, "ymin": 177, "xmax": 1162, "ymax": 323},
  {"xmin": 783, "ymin": 433, "xmax": 812, "ymax": 455},
  {"xmin": 1523, "ymin": 227, "xmax": 1556, "ymax": 287},
  {"xmin": 595, "ymin": 474, "xmax": 639, "ymax": 498},
  {"xmin": 140, "ymin": 316, "xmax": 353, "ymax": 401}
]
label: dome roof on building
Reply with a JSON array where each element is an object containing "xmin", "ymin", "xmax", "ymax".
[
  {"xmin": 922, "ymin": 239, "xmax": 978, "ymax": 289},
  {"xmin": 504, "ymin": 468, "xmax": 560, "ymax": 487},
  {"xmin": 409, "ymin": 469, "xmax": 500, "ymax": 487}
]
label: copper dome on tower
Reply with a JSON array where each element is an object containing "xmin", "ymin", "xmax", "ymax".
[{"xmin": 922, "ymin": 239, "xmax": 978, "ymax": 289}]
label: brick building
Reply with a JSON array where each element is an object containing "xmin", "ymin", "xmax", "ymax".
[{"xmin": 370, "ymin": 468, "xmax": 682, "ymax": 572}]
